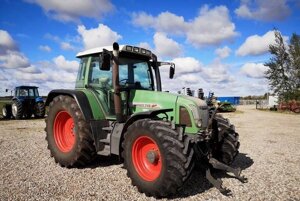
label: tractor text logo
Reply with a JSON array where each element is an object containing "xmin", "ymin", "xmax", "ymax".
[{"xmin": 131, "ymin": 102, "xmax": 161, "ymax": 109}]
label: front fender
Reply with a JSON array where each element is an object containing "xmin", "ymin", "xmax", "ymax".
[
  {"xmin": 35, "ymin": 97, "xmax": 44, "ymax": 103},
  {"xmin": 111, "ymin": 108, "xmax": 173, "ymax": 155}
]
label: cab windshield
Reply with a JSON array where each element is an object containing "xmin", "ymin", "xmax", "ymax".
[
  {"xmin": 88, "ymin": 56, "xmax": 153, "ymax": 90},
  {"xmin": 16, "ymin": 88, "xmax": 39, "ymax": 97}
]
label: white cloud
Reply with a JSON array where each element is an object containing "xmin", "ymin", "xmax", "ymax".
[
  {"xmin": 132, "ymin": 5, "xmax": 238, "ymax": 48},
  {"xmin": 235, "ymin": 0, "xmax": 290, "ymax": 21},
  {"xmin": 215, "ymin": 46, "xmax": 231, "ymax": 58},
  {"xmin": 53, "ymin": 55, "xmax": 79, "ymax": 72},
  {"xmin": 201, "ymin": 60, "xmax": 234, "ymax": 83},
  {"xmin": 132, "ymin": 11, "xmax": 187, "ymax": 35},
  {"xmin": 14, "ymin": 71, "xmax": 49, "ymax": 82},
  {"xmin": 0, "ymin": 30, "xmax": 80, "ymax": 96},
  {"xmin": 44, "ymin": 33, "xmax": 60, "ymax": 42},
  {"xmin": 39, "ymin": 45, "xmax": 51, "ymax": 52},
  {"xmin": 25, "ymin": 0, "xmax": 114, "ymax": 22},
  {"xmin": 20, "ymin": 65, "xmax": 42, "ymax": 73},
  {"xmin": 177, "ymin": 74, "xmax": 200, "ymax": 84},
  {"xmin": 0, "ymin": 30, "xmax": 17, "ymax": 54},
  {"xmin": 77, "ymin": 24, "xmax": 122, "ymax": 50},
  {"xmin": 153, "ymin": 32, "xmax": 182, "ymax": 58},
  {"xmin": 236, "ymin": 30, "xmax": 288, "ymax": 56},
  {"xmin": 60, "ymin": 42, "xmax": 76, "ymax": 51},
  {"xmin": 171, "ymin": 57, "xmax": 202, "ymax": 75},
  {"xmin": 240, "ymin": 62, "xmax": 268, "ymax": 78},
  {"xmin": 0, "ymin": 72, "xmax": 6, "ymax": 80},
  {"xmin": 186, "ymin": 5, "xmax": 237, "ymax": 47},
  {"xmin": 136, "ymin": 42, "xmax": 151, "ymax": 50},
  {"xmin": 0, "ymin": 30, "xmax": 31, "ymax": 70},
  {"xmin": 160, "ymin": 59, "xmax": 237, "ymax": 95},
  {"xmin": 0, "ymin": 50, "xmax": 30, "ymax": 68}
]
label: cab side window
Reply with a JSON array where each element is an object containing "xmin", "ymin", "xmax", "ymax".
[
  {"xmin": 77, "ymin": 57, "xmax": 88, "ymax": 81},
  {"xmin": 88, "ymin": 56, "xmax": 112, "ymax": 89}
]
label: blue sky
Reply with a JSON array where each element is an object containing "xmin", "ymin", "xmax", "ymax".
[{"xmin": 0, "ymin": 0, "xmax": 299, "ymax": 96}]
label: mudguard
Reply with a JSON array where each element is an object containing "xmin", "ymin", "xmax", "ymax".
[
  {"xmin": 45, "ymin": 89, "xmax": 93, "ymax": 121},
  {"xmin": 111, "ymin": 108, "xmax": 173, "ymax": 155},
  {"xmin": 124, "ymin": 108, "xmax": 173, "ymax": 129}
]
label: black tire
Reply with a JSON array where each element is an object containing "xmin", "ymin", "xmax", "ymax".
[
  {"xmin": 12, "ymin": 100, "xmax": 23, "ymax": 119},
  {"xmin": 212, "ymin": 114, "xmax": 240, "ymax": 165},
  {"xmin": 34, "ymin": 102, "xmax": 45, "ymax": 118},
  {"xmin": 45, "ymin": 95, "xmax": 95, "ymax": 167},
  {"xmin": 2, "ymin": 105, "xmax": 12, "ymax": 119},
  {"xmin": 24, "ymin": 111, "xmax": 32, "ymax": 119},
  {"xmin": 122, "ymin": 119, "xmax": 194, "ymax": 198}
]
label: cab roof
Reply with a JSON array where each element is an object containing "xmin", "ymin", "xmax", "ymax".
[
  {"xmin": 16, "ymin": 85, "xmax": 38, "ymax": 89},
  {"xmin": 76, "ymin": 44, "xmax": 156, "ymax": 59}
]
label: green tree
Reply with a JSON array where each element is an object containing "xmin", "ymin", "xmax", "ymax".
[
  {"xmin": 288, "ymin": 33, "xmax": 300, "ymax": 100},
  {"xmin": 265, "ymin": 30, "xmax": 300, "ymax": 101}
]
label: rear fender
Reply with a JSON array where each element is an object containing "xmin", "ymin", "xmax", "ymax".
[{"xmin": 46, "ymin": 89, "xmax": 93, "ymax": 121}]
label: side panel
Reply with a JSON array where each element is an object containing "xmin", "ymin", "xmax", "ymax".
[
  {"xmin": 129, "ymin": 90, "xmax": 201, "ymax": 134},
  {"xmin": 129, "ymin": 90, "xmax": 176, "ymax": 122},
  {"xmin": 79, "ymin": 89, "xmax": 106, "ymax": 120},
  {"xmin": 176, "ymin": 96, "xmax": 199, "ymax": 134}
]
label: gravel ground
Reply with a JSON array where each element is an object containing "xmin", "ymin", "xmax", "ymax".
[{"xmin": 0, "ymin": 105, "xmax": 300, "ymax": 201}]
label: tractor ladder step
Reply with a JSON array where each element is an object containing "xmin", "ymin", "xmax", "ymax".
[
  {"xmin": 97, "ymin": 127, "xmax": 112, "ymax": 156},
  {"xmin": 99, "ymin": 133, "xmax": 111, "ymax": 144},
  {"xmin": 102, "ymin": 127, "xmax": 112, "ymax": 131},
  {"xmin": 97, "ymin": 145, "xmax": 110, "ymax": 156}
]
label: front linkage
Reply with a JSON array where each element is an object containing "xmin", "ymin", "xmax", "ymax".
[{"xmin": 192, "ymin": 107, "xmax": 247, "ymax": 195}]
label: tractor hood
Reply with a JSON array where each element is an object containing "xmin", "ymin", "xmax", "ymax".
[
  {"xmin": 129, "ymin": 90, "xmax": 208, "ymax": 134},
  {"xmin": 129, "ymin": 90, "xmax": 178, "ymax": 113}
]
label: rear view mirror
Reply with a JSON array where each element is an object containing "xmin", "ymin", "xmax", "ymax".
[
  {"xmin": 169, "ymin": 66, "xmax": 175, "ymax": 79},
  {"xmin": 100, "ymin": 49, "xmax": 111, "ymax": 71}
]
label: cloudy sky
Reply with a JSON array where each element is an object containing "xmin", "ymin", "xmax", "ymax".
[{"xmin": 0, "ymin": 0, "xmax": 299, "ymax": 96}]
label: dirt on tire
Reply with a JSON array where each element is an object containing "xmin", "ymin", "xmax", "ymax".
[
  {"xmin": 45, "ymin": 95, "xmax": 95, "ymax": 167},
  {"xmin": 122, "ymin": 119, "xmax": 194, "ymax": 198}
]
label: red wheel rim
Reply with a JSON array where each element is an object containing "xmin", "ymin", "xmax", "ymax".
[
  {"xmin": 54, "ymin": 111, "xmax": 75, "ymax": 152},
  {"xmin": 132, "ymin": 136, "xmax": 162, "ymax": 181}
]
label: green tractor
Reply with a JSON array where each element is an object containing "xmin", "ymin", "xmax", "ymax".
[{"xmin": 45, "ymin": 43, "xmax": 245, "ymax": 197}]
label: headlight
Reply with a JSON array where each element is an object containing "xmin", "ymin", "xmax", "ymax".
[
  {"xmin": 189, "ymin": 104, "xmax": 202, "ymax": 128},
  {"xmin": 179, "ymin": 106, "xmax": 192, "ymax": 127}
]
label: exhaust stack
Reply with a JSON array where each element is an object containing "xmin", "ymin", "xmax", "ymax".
[{"xmin": 112, "ymin": 42, "xmax": 123, "ymax": 122}]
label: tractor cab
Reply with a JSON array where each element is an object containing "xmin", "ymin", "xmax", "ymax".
[
  {"xmin": 14, "ymin": 86, "xmax": 41, "ymax": 100},
  {"xmin": 75, "ymin": 45, "xmax": 175, "ymax": 121}
]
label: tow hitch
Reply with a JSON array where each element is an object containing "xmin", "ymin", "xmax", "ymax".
[{"xmin": 206, "ymin": 158, "xmax": 248, "ymax": 195}]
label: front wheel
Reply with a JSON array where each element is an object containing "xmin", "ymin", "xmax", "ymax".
[
  {"xmin": 123, "ymin": 119, "xmax": 194, "ymax": 198},
  {"xmin": 212, "ymin": 114, "xmax": 240, "ymax": 165},
  {"xmin": 2, "ymin": 105, "xmax": 12, "ymax": 119},
  {"xmin": 45, "ymin": 95, "xmax": 95, "ymax": 167},
  {"xmin": 34, "ymin": 102, "xmax": 45, "ymax": 118}
]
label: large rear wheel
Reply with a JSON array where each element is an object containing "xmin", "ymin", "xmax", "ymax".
[
  {"xmin": 12, "ymin": 100, "xmax": 23, "ymax": 119},
  {"xmin": 45, "ymin": 95, "xmax": 95, "ymax": 167},
  {"xmin": 123, "ymin": 119, "xmax": 194, "ymax": 198}
]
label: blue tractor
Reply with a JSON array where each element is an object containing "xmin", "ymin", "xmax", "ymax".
[{"xmin": 1, "ymin": 86, "xmax": 45, "ymax": 119}]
